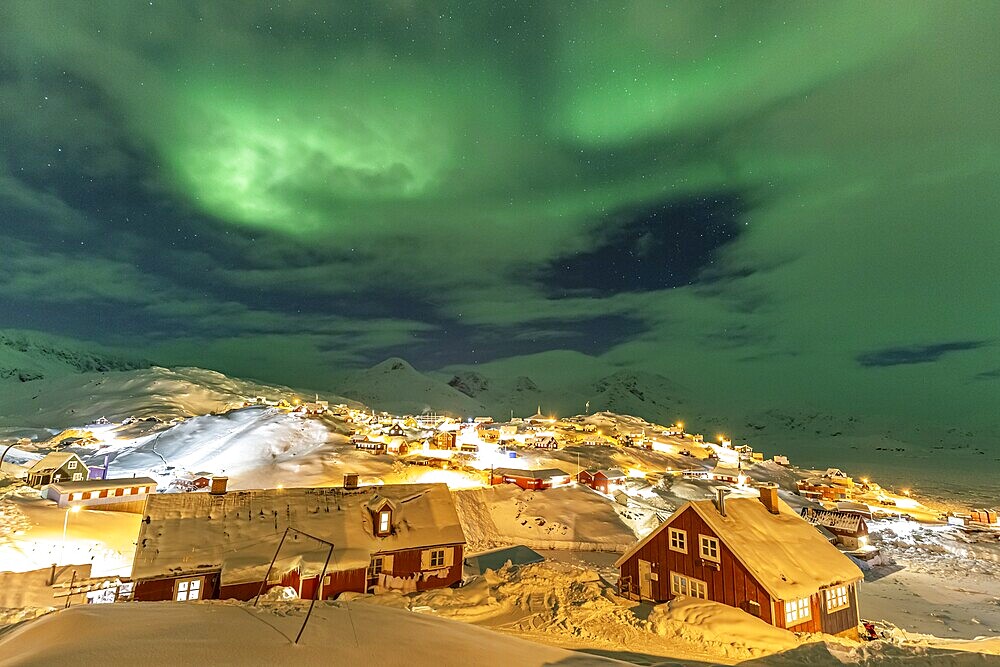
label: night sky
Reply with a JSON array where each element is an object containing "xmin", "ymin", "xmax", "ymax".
[{"xmin": 1, "ymin": 2, "xmax": 997, "ymax": 427}]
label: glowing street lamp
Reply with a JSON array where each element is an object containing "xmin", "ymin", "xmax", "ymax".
[{"xmin": 61, "ymin": 504, "xmax": 81, "ymax": 564}]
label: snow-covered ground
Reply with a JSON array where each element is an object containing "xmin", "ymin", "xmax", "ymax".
[
  {"xmin": 0, "ymin": 597, "xmax": 619, "ymax": 667},
  {"xmin": 342, "ymin": 560, "xmax": 1000, "ymax": 665}
]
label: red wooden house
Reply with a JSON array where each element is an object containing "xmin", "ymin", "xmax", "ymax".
[
  {"xmin": 490, "ymin": 467, "xmax": 572, "ymax": 490},
  {"xmin": 130, "ymin": 481, "xmax": 466, "ymax": 603},
  {"xmin": 577, "ymin": 469, "xmax": 627, "ymax": 494},
  {"xmin": 616, "ymin": 486, "xmax": 863, "ymax": 638}
]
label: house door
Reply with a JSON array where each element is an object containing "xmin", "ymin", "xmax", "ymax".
[{"xmin": 638, "ymin": 559, "xmax": 653, "ymax": 599}]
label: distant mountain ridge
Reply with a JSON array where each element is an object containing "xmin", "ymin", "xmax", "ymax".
[{"xmin": 0, "ymin": 330, "xmax": 150, "ymax": 383}]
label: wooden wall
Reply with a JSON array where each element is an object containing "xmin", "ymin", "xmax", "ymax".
[
  {"xmin": 134, "ymin": 572, "xmax": 220, "ymax": 601},
  {"xmin": 820, "ymin": 584, "xmax": 860, "ymax": 636},
  {"xmin": 619, "ymin": 506, "xmax": 774, "ymax": 625},
  {"xmin": 386, "ymin": 544, "xmax": 463, "ymax": 591}
]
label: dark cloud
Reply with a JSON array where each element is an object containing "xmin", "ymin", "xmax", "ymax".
[
  {"xmin": 972, "ymin": 368, "xmax": 1000, "ymax": 382},
  {"xmin": 538, "ymin": 195, "xmax": 744, "ymax": 298},
  {"xmin": 857, "ymin": 341, "xmax": 990, "ymax": 368}
]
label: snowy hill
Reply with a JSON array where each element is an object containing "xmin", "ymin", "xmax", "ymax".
[
  {"xmin": 0, "ymin": 330, "xmax": 148, "ymax": 383},
  {"xmin": 0, "ymin": 366, "xmax": 307, "ymax": 429}
]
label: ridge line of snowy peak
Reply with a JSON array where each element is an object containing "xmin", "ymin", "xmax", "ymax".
[{"xmin": 0, "ymin": 331, "xmax": 151, "ymax": 382}]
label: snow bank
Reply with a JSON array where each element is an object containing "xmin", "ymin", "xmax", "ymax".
[
  {"xmin": 0, "ymin": 598, "xmax": 614, "ymax": 666},
  {"xmin": 648, "ymin": 596, "xmax": 801, "ymax": 659}
]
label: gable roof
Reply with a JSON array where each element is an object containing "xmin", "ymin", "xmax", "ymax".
[
  {"xmin": 800, "ymin": 508, "xmax": 867, "ymax": 534},
  {"xmin": 615, "ymin": 496, "xmax": 862, "ymax": 600},
  {"xmin": 28, "ymin": 452, "xmax": 84, "ymax": 473},
  {"xmin": 132, "ymin": 483, "xmax": 465, "ymax": 583},
  {"xmin": 493, "ymin": 467, "xmax": 570, "ymax": 481}
]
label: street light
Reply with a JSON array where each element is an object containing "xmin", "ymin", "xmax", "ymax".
[{"xmin": 61, "ymin": 505, "xmax": 81, "ymax": 564}]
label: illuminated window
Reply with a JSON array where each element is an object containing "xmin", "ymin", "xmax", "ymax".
[
  {"xmin": 699, "ymin": 536, "xmax": 720, "ymax": 562},
  {"xmin": 824, "ymin": 586, "xmax": 850, "ymax": 612},
  {"xmin": 175, "ymin": 577, "xmax": 201, "ymax": 602},
  {"xmin": 123, "ymin": 488, "xmax": 132, "ymax": 496},
  {"xmin": 138, "ymin": 487, "xmax": 147, "ymax": 494},
  {"xmin": 784, "ymin": 597, "xmax": 811, "ymax": 625},
  {"xmin": 430, "ymin": 549, "xmax": 446, "ymax": 568},
  {"xmin": 379, "ymin": 510, "xmax": 390, "ymax": 533},
  {"xmin": 669, "ymin": 572, "xmax": 707, "ymax": 599},
  {"xmin": 71, "ymin": 492, "xmax": 83, "ymax": 501},
  {"xmin": 668, "ymin": 528, "xmax": 687, "ymax": 554}
]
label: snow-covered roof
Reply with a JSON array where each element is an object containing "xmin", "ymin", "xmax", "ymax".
[
  {"xmin": 711, "ymin": 464, "xmax": 742, "ymax": 477},
  {"xmin": 27, "ymin": 452, "xmax": 83, "ymax": 473},
  {"xmin": 132, "ymin": 483, "xmax": 465, "ymax": 582},
  {"xmin": 616, "ymin": 496, "xmax": 862, "ymax": 600},
  {"xmin": 583, "ymin": 469, "xmax": 627, "ymax": 480},
  {"xmin": 801, "ymin": 508, "xmax": 867, "ymax": 535},
  {"xmin": 46, "ymin": 477, "xmax": 158, "ymax": 493},
  {"xmin": 493, "ymin": 467, "xmax": 570, "ymax": 481}
]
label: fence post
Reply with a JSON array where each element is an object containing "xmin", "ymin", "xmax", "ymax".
[{"xmin": 254, "ymin": 527, "xmax": 289, "ymax": 607}]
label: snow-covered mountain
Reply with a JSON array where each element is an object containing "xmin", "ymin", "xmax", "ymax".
[
  {"xmin": 0, "ymin": 330, "xmax": 149, "ymax": 383},
  {"xmin": 0, "ymin": 366, "xmax": 307, "ymax": 429},
  {"xmin": 586, "ymin": 370, "xmax": 693, "ymax": 425},
  {"xmin": 334, "ymin": 357, "xmax": 485, "ymax": 416}
]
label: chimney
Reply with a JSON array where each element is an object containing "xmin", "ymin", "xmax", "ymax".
[
  {"xmin": 343, "ymin": 473, "xmax": 359, "ymax": 490},
  {"xmin": 759, "ymin": 483, "xmax": 780, "ymax": 514},
  {"xmin": 716, "ymin": 488, "xmax": 730, "ymax": 517},
  {"xmin": 209, "ymin": 476, "xmax": 228, "ymax": 495}
]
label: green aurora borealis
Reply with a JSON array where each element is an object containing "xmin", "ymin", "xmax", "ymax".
[{"xmin": 0, "ymin": 1, "xmax": 998, "ymax": 430}]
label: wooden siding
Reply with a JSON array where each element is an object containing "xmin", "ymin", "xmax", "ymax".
[
  {"xmin": 383, "ymin": 543, "xmax": 464, "ymax": 591},
  {"xmin": 773, "ymin": 594, "xmax": 823, "ymax": 633},
  {"xmin": 135, "ymin": 545, "xmax": 463, "ymax": 602},
  {"xmin": 820, "ymin": 584, "xmax": 860, "ymax": 636},
  {"xmin": 773, "ymin": 584, "xmax": 859, "ymax": 636},
  {"xmin": 134, "ymin": 572, "xmax": 220, "ymax": 602},
  {"xmin": 619, "ymin": 506, "xmax": 774, "ymax": 625}
]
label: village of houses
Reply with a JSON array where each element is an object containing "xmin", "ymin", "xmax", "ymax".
[{"xmin": 1, "ymin": 395, "xmax": 999, "ymax": 664}]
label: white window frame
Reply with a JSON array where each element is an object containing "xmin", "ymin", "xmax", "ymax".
[
  {"xmin": 699, "ymin": 535, "xmax": 720, "ymax": 562},
  {"xmin": 68, "ymin": 461, "xmax": 78, "ymax": 470},
  {"xmin": 368, "ymin": 556, "xmax": 384, "ymax": 578},
  {"xmin": 378, "ymin": 509, "xmax": 391, "ymax": 534},
  {"xmin": 72, "ymin": 473, "xmax": 83, "ymax": 481},
  {"xmin": 174, "ymin": 577, "xmax": 202, "ymax": 602},
  {"xmin": 429, "ymin": 548, "xmax": 446, "ymax": 568},
  {"xmin": 668, "ymin": 528, "xmax": 687, "ymax": 554},
  {"xmin": 669, "ymin": 571, "xmax": 708, "ymax": 599},
  {"xmin": 784, "ymin": 596, "xmax": 812, "ymax": 626},
  {"xmin": 824, "ymin": 585, "xmax": 850, "ymax": 612}
]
